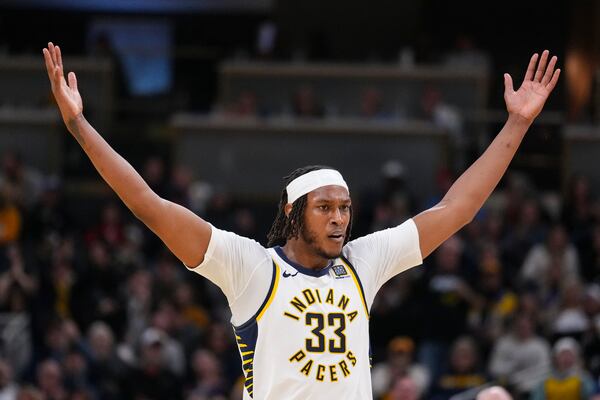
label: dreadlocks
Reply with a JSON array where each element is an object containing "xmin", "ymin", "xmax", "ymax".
[{"xmin": 267, "ymin": 165, "xmax": 353, "ymax": 247}]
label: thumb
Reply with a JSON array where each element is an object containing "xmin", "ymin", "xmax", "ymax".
[
  {"xmin": 504, "ymin": 73, "xmax": 514, "ymax": 94},
  {"xmin": 68, "ymin": 72, "xmax": 78, "ymax": 92}
]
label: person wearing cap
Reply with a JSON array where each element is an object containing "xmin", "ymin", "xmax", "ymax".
[
  {"xmin": 43, "ymin": 40, "xmax": 560, "ymax": 399},
  {"xmin": 531, "ymin": 337, "xmax": 595, "ymax": 400}
]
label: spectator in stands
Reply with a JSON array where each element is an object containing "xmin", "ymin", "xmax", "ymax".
[
  {"xmin": 166, "ymin": 165, "xmax": 194, "ymax": 209},
  {"xmin": 153, "ymin": 252, "xmax": 182, "ymax": 304},
  {"xmin": 0, "ymin": 358, "xmax": 18, "ymax": 400},
  {"xmin": 0, "ymin": 183, "xmax": 21, "ymax": 244},
  {"xmin": 36, "ymin": 359, "xmax": 67, "ymax": 400},
  {"xmin": 174, "ymin": 282, "xmax": 210, "ymax": 333},
  {"xmin": 474, "ymin": 249, "xmax": 518, "ymax": 350},
  {"xmin": 71, "ymin": 239, "xmax": 125, "ymax": 335},
  {"xmin": 41, "ymin": 319, "xmax": 81, "ymax": 366},
  {"xmin": 85, "ymin": 203, "xmax": 125, "ymax": 250},
  {"xmin": 581, "ymin": 284, "xmax": 600, "ymax": 378},
  {"xmin": 489, "ymin": 313, "xmax": 551, "ymax": 397},
  {"xmin": 562, "ymin": 174, "xmax": 595, "ymax": 243},
  {"xmin": 501, "ymin": 197, "xmax": 546, "ymax": 276},
  {"xmin": 291, "ymin": 85, "xmax": 323, "ymax": 118},
  {"xmin": 360, "ymin": 87, "xmax": 387, "ymax": 119},
  {"xmin": 167, "ymin": 288, "xmax": 206, "ymax": 358},
  {"xmin": 0, "ymin": 151, "xmax": 43, "ymax": 211},
  {"xmin": 419, "ymin": 87, "xmax": 465, "ymax": 168},
  {"xmin": 124, "ymin": 327, "xmax": 182, "ymax": 400},
  {"xmin": 521, "ymin": 224, "xmax": 581, "ymax": 295},
  {"xmin": 124, "ymin": 269, "xmax": 153, "ymax": 346},
  {"xmin": 25, "ymin": 176, "xmax": 68, "ymax": 244},
  {"xmin": 383, "ymin": 375, "xmax": 420, "ymax": 400},
  {"xmin": 150, "ymin": 305, "xmax": 186, "ymax": 377},
  {"xmin": 531, "ymin": 337, "xmax": 595, "ymax": 400},
  {"xmin": 187, "ymin": 349, "xmax": 228, "ymax": 399},
  {"xmin": 39, "ymin": 256, "xmax": 78, "ymax": 322},
  {"xmin": 418, "ymin": 236, "xmax": 482, "ymax": 380},
  {"xmin": 86, "ymin": 321, "xmax": 127, "ymax": 400},
  {"xmin": 429, "ymin": 336, "xmax": 487, "ymax": 400},
  {"xmin": 205, "ymin": 323, "xmax": 239, "ymax": 386},
  {"xmin": 580, "ymin": 223, "xmax": 600, "ymax": 282},
  {"xmin": 372, "ymin": 336, "xmax": 430, "ymax": 399},
  {"xmin": 443, "ymin": 34, "xmax": 491, "ymax": 71},
  {"xmin": 225, "ymin": 91, "xmax": 259, "ymax": 118},
  {"xmin": 549, "ymin": 281, "xmax": 589, "ymax": 340},
  {"xmin": 0, "ymin": 244, "xmax": 37, "ymax": 313},
  {"xmin": 62, "ymin": 347, "xmax": 94, "ymax": 396},
  {"xmin": 368, "ymin": 161, "xmax": 414, "ymax": 232}
]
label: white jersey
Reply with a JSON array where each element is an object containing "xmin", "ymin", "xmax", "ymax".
[{"xmin": 187, "ymin": 219, "xmax": 423, "ymax": 399}]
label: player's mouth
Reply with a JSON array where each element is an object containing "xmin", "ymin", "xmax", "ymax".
[{"xmin": 327, "ymin": 232, "xmax": 345, "ymax": 242}]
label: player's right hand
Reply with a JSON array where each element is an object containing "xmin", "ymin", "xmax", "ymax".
[{"xmin": 43, "ymin": 42, "xmax": 83, "ymax": 124}]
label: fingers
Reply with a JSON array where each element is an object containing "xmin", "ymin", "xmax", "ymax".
[
  {"xmin": 43, "ymin": 42, "xmax": 66, "ymax": 87},
  {"xmin": 68, "ymin": 72, "xmax": 78, "ymax": 92},
  {"xmin": 42, "ymin": 48, "xmax": 55, "ymax": 81},
  {"xmin": 534, "ymin": 50, "xmax": 550, "ymax": 82},
  {"xmin": 48, "ymin": 42, "xmax": 58, "ymax": 66},
  {"xmin": 504, "ymin": 73, "xmax": 514, "ymax": 94},
  {"xmin": 541, "ymin": 55, "xmax": 558, "ymax": 86},
  {"xmin": 523, "ymin": 53, "xmax": 539, "ymax": 82},
  {"xmin": 56, "ymin": 45, "xmax": 63, "ymax": 70},
  {"xmin": 547, "ymin": 68, "xmax": 561, "ymax": 92}
]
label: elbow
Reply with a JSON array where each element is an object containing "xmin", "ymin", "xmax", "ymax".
[{"xmin": 452, "ymin": 200, "xmax": 479, "ymax": 227}]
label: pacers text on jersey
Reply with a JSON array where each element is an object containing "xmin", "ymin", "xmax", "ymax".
[{"xmin": 284, "ymin": 287, "xmax": 361, "ymax": 382}]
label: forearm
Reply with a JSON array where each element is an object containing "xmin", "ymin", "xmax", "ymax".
[
  {"xmin": 66, "ymin": 113, "xmax": 159, "ymax": 219},
  {"xmin": 442, "ymin": 113, "xmax": 531, "ymax": 219}
]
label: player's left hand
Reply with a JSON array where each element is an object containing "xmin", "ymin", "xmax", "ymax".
[{"xmin": 504, "ymin": 50, "xmax": 560, "ymax": 123}]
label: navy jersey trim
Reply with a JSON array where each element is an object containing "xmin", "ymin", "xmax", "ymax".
[
  {"xmin": 234, "ymin": 323, "xmax": 258, "ymax": 398},
  {"xmin": 274, "ymin": 246, "xmax": 332, "ymax": 277}
]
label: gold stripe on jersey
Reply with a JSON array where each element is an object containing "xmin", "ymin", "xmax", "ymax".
[
  {"xmin": 257, "ymin": 262, "xmax": 281, "ymax": 321},
  {"xmin": 339, "ymin": 258, "xmax": 369, "ymax": 319}
]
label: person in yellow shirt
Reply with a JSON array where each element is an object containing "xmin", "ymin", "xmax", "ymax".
[
  {"xmin": 531, "ymin": 338, "xmax": 595, "ymax": 400},
  {"xmin": 0, "ymin": 184, "xmax": 21, "ymax": 244}
]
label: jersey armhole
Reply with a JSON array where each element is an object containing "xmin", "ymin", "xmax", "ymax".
[
  {"xmin": 233, "ymin": 261, "xmax": 280, "ymax": 330},
  {"xmin": 339, "ymin": 255, "xmax": 370, "ymax": 319}
]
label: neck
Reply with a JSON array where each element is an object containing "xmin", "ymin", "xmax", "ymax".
[{"xmin": 282, "ymin": 239, "xmax": 331, "ymax": 270}]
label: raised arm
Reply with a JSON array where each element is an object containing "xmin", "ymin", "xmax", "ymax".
[
  {"xmin": 43, "ymin": 42, "xmax": 210, "ymax": 267},
  {"xmin": 413, "ymin": 50, "xmax": 560, "ymax": 258}
]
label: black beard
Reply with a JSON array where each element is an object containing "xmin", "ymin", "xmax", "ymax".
[{"xmin": 300, "ymin": 225, "xmax": 341, "ymax": 260}]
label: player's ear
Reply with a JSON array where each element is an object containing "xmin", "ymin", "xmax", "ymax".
[{"xmin": 284, "ymin": 203, "xmax": 293, "ymax": 217}]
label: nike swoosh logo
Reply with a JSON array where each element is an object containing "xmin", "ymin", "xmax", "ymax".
[{"xmin": 282, "ymin": 270, "xmax": 298, "ymax": 278}]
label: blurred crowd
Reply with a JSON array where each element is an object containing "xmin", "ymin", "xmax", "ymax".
[{"xmin": 0, "ymin": 148, "xmax": 599, "ymax": 400}]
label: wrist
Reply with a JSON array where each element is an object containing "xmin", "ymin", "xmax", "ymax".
[
  {"xmin": 65, "ymin": 113, "xmax": 88, "ymax": 146},
  {"xmin": 65, "ymin": 112, "xmax": 84, "ymax": 128},
  {"xmin": 506, "ymin": 113, "xmax": 533, "ymax": 130}
]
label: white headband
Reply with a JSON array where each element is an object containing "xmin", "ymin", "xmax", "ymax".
[{"xmin": 286, "ymin": 169, "xmax": 349, "ymax": 204}]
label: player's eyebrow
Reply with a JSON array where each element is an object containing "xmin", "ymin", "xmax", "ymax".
[{"xmin": 313, "ymin": 197, "xmax": 351, "ymax": 204}]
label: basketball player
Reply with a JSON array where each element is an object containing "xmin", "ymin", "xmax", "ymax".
[{"xmin": 43, "ymin": 42, "xmax": 560, "ymax": 399}]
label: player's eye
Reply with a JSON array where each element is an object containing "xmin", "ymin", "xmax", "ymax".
[
  {"xmin": 340, "ymin": 205, "xmax": 350, "ymax": 212},
  {"xmin": 318, "ymin": 205, "xmax": 329, "ymax": 211}
]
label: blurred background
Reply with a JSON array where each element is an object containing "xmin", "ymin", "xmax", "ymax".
[{"xmin": 0, "ymin": 0, "xmax": 599, "ymax": 399}]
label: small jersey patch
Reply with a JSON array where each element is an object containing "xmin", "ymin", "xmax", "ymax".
[{"xmin": 332, "ymin": 264, "xmax": 349, "ymax": 278}]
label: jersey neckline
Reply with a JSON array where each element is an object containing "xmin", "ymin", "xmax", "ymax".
[{"xmin": 274, "ymin": 246, "xmax": 333, "ymax": 277}]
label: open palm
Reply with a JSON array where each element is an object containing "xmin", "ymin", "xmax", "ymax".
[
  {"xmin": 43, "ymin": 42, "xmax": 83, "ymax": 123},
  {"xmin": 504, "ymin": 50, "xmax": 560, "ymax": 122}
]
